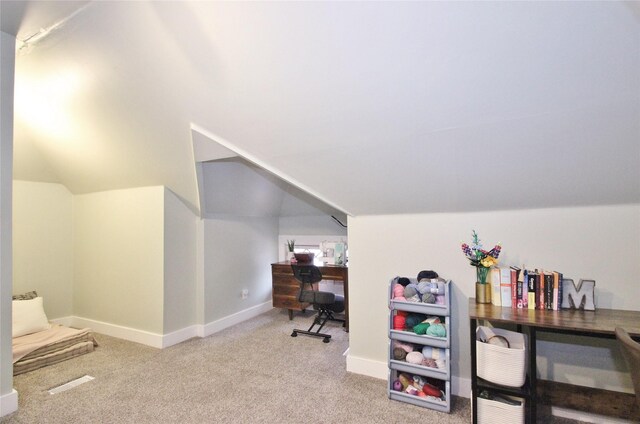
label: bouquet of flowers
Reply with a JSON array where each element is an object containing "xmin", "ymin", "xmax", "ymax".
[{"xmin": 461, "ymin": 230, "xmax": 501, "ymax": 284}]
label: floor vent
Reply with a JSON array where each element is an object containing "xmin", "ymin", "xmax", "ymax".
[{"xmin": 48, "ymin": 375, "xmax": 94, "ymax": 395}]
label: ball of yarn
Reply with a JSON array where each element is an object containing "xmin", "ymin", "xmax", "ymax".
[
  {"xmin": 405, "ymin": 313, "xmax": 426, "ymax": 328},
  {"xmin": 413, "ymin": 322, "xmax": 430, "ymax": 335},
  {"xmin": 435, "ymin": 294, "xmax": 445, "ymax": 305},
  {"xmin": 393, "ymin": 315, "xmax": 406, "ymax": 330},
  {"xmin": 423, "ymin": 316, "xmax": 440, "ymax": 324},
  {"xmin": 412, "ymin": 375, "xmax": 426, "ymax": 390},
  {"xmin": 405, "ymin": 385, "xmax": 420, "ymax": 396},
  {"xmin": 393, "ymin": 340, "xmax": 414, "ymax": 353},
  {"xmin": 393, "ymin": 380, "xmax": 403, "ymax": 391},
  {"xmin": 426, "ymin": 323, "xmax": 446, "ymax": 337},
  {"xmin": 422, "ymin": 358, "xmax": 437, "ymax": 368},
  {"xmin": 397, "ymin": 277, "xmax": 411, "ymax": 287},
  {"xmin": 417, "ymin": 270, "xmax": 438, "ymax": 281},
  {"xmin": 398, "ymin": 373, "xmax": 412, "ymax": 389},
  {"xmin": 403, "ymin": 286, "xmax": 417, "ymax": 298},
  {"xmin": 393, "ymin": 347, "xmax": 407, "ymax": 360},
  {"xmin": 422, "ymin": 293, "xmax": 436, "ymax": 304},
  {"xmin": 406, "ymin": 351, "xmax": 424, "ymax": 364},
  {"xmin": 423, "ymin": 383, "xmax": 442, "ymax": 398},
  {"xmin": 422, "ymin": 346, "xmax": 445, "ymax": 359},
  {"xmin": 393, "ymin": 284, "xmax": 405, "ymax": 299}
]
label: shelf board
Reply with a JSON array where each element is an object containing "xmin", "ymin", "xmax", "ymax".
[{"xmin": 537, "ymin": 380, "xmax": 640, "ymax": 421}]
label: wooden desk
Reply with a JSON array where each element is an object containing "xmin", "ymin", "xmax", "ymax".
[
  {"xmin": 469, "ymin": 299, "xmax": 640, "ymax": 423},
  {"xmin": 271, "ymin": 261, "xmax": 349, "ymax": 332}
]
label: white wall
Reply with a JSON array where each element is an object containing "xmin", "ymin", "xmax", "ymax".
[
  {"xmin": 13, "ymin": 181, "xmax": 73, "ymax": 319},
  {"xmin": 347, "ymin": 204, "xmax": 640, "ymax": 396},
  {"xmin": 73, "ymin": 186, "xmax": 165, "ymax": 334},
  {"xmin": 163, "ymin": 188, "xmax": 198, "ymax": 333},
  {"xmin": 0, "ymin": 30, "xmax": 17, "ymax": 415},
  {"xmin": 203, "ymin": 216, "xmax": 278, "ymax": 323}
]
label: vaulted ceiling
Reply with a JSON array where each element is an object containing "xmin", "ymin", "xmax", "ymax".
[{"xmin": 2, "ymin": 1, "xmax": 639, "ymax": 216}]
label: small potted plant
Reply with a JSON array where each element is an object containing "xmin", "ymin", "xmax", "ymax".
[
  {"xmin": 461, "ymin": 230, "xmax": 501, "ymax": 304},
  {"xmin": 286, "ymin": 240, "xmax": 295, "ymax": 262}
]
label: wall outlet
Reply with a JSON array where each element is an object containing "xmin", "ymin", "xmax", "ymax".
[{"xmin": 241, "ymin": 289, "xmax": 248, "ymax": 299}]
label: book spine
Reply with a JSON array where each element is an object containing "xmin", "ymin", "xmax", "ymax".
[
  {"xmin": 528, "ymin": 271, "xmax": 536, "ymax": 310},
  {"xmin": 552, "ymin": 271, "xmax": 559, "ymax": 310},
  {"xmin": 500, "ymin": 267, "xmax": 512, "ymax": 308},
  {"xmin": 557, "ymin": 272, "xmax": 563, "ymax": 309},
  {"xmin": 510, "ymin": 268, "xmax": 517, "ymax": 309},
  {"xmin": 490, "ymin": 267, "xmax": 501, "ymax": 307},
  {"xmin": 538, "ymin": 270, "xmax": 545, "ymax": 310},
  {"xmin": 522, "ymin": 269, "xmax": 528, "ymax": 309},
  {"xmin": 512, "ymin": 267, "xmax": 523, "ymax": 309},
  {"xmin": 545, "ymin": 273, "xmax": 553, "ymax": 310}
]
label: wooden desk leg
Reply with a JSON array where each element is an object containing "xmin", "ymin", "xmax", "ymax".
[
  {"xmin": 529, "ymin": 327, "xmax": 537, "ymax": 424},
  {"xmin": 288, "ymin": 309, "xmax": 293, "ymax": 320},
  {"xmin": 471, "ymin": 318, "xmax": 478, "ymax": 424}
]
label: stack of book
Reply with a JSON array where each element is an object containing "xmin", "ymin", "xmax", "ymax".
[{"xmin": 489, "ymin": 267, "xmax": 564, "ymax": 310}]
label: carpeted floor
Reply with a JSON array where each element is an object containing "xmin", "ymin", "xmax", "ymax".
[{"xmin": 2, "ymin": 309, "xmax": 583, "ymax": 423}]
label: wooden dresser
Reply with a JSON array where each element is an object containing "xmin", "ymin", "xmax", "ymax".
[{"xmin": 271, "ymin": 261, "xmax": 349, "ymax": 331}]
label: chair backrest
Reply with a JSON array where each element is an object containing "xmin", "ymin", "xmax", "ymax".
[
  {"xmin": 615, "ymin": 327, "xmax": 640, "ymax": 407},
  {"xmin": 291, "ymin": 264, "xmax": 323, "ymax": 285},
  {"xmin": 291, "ymin": 265, "xmax": 335, "ymax": 305}
]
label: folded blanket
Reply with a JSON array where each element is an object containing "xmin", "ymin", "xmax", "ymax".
[{"xmin": 13, "ymin": 324, "xmax": 97, "ymax": 363}]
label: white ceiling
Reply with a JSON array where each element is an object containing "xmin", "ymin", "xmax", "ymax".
[{"xmin": 3, "ymin": 1, "xmax": 639, "ymax": 216}]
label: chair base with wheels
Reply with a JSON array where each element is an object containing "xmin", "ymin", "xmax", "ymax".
[
  {"xmin": 290, "ymin": 264, "xmax": 345, "ymax": 343},
  {"xmin": 291, "ymin": 296, "xmax": 345, "ymax": 343}
]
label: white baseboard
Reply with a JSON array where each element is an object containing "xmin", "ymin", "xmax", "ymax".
[
  {"xmin": 51, "ymin": 302, "xmax": 274, "ymax": 349},
  {"xmin": 0, "ymin": 389, "xmax": 18, "ymax": 417},
  {"xmin": 345, "ymin": 354, "xmax": 388, "ymax": 379},
  {"xmin": 161, "ymin": 325, "xmax": 199, "ymax": 348},
  {"xmin": 200, "ymin": 301, "xmax": 273, "ymax": 338},
  {"xmin": 50, "ymin": 316, "xmax": 73, "ymax": 327},
  {"xmin": 70, "ymin": 317, "xmax": 164, "ymax": 348}
]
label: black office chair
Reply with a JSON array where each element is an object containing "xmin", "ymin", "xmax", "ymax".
[{"xmin": 290, "ymin": 264, "xmax": 345, "ymax": 343}]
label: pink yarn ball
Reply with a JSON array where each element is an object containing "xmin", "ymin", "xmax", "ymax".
[{"xmin": 393, "ymin": 284, "xmax": 404, "ymax": 298}]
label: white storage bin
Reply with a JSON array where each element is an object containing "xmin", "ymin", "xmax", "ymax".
[
  {"xmin": 476, "ymin": 395, "xmax": 524, "ymax": 424},
  {"xmin": 476, "ymin": 326, "xmax": 527, "ymax": 388}
]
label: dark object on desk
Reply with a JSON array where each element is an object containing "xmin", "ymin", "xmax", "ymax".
[
  {"xmin": 615, "ymin": 327, "xmax": 640, "ymax": 408},
  {"xmin": 290, "ymin": 265, "xmax": 345, "ymax": 343},
  {"xmin": 293, "ymin": 252, "xmax": 315, "ymax": 263}
]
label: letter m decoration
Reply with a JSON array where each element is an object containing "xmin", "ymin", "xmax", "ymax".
[{"xmin": 561, "ymin": 279, "xmax": 596, "ymax": 311}]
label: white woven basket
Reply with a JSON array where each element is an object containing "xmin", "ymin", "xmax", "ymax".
[
  {"xmin": 477, "ymin": 395, "xmax": 525, "ymax": 424},
  {"xmin": 476, "ymin": 326, "xmax": 527, "ymax": 388}
]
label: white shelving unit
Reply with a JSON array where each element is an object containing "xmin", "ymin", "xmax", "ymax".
[{"xmin": 387, "ymin": 277, "xmax": 452, "ymax": 413}]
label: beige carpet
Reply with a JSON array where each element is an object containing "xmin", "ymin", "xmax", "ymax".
[{"xmin": 2, "ymin": 309, "xmax": 581, "ymax": 423}]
